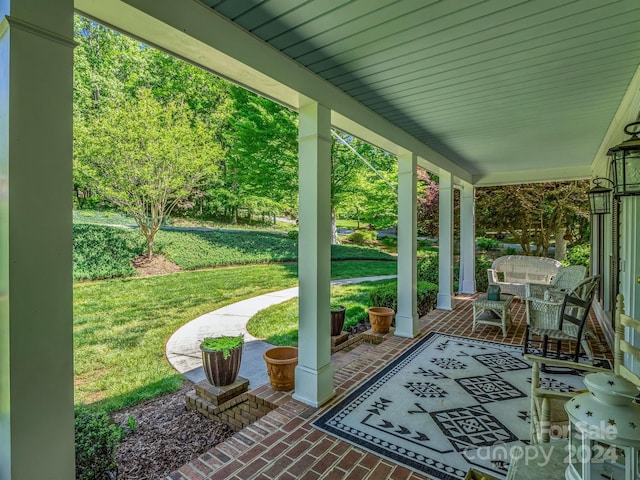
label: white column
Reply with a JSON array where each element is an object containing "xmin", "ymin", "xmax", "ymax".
[
  {"xmin": 437, "ymin": 171, "xmax": 455, "ymax": 310},
  {"xmin": 1, "ymin": 2, "xmax": 75, "ymax": 479},
  {"xmin": 459, "ymin": 182, "xmax": 476, "ymax": 294},
  {"xmin": 293, "ymin": 102, "xmax": 335, "ymax": 407},
  {"xmin": 395, "ymin": 152, "xmax": 418, "ymax": 337}
]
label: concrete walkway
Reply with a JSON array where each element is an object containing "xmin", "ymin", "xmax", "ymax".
[{"xmin": 165, "ymin": 275, "xmax": 397, "ymax": 389}]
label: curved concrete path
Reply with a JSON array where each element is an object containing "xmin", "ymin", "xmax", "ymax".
[{"xmin": 166, "ymin": 275, "xmax": 396, "ymax": 389}]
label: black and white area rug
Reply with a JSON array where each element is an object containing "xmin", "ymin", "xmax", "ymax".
[{"xmin": 313, "ymin": 332, "xmax": 598, "ymax": 479}]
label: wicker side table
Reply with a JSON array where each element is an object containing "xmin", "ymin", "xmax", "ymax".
[{"xmin": 472, "ymin": 293, "xmax": 515, "ymax": 338}]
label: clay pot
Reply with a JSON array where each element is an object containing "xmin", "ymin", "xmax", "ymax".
[
  {"xmin": 264, "ymin": 346, "xmax": 298, "ymax": 391},
  {"xmin": 201, "ymin": 344, "xmax": 242, "ymax": 387},
  {"xmin": 330, "ymin": 305, "xmax": 346, "ymax": 336},
  {"xmin": 368, "ymin": 307, "xmax": 394, "ymax": 334}
]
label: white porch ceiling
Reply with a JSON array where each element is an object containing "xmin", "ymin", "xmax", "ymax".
[{"xmin": 77, "ymin": 0, "xmax": 640, "ymax": 186}]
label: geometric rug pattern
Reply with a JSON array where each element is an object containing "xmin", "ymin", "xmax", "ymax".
[{"xmin": 313, "ymin": 332, "xmax": 591, "ymax": 479}]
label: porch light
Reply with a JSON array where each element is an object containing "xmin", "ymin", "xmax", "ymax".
[
  {"xmin": 608, "ymin": 121, "xmax": 640, "ymax": 196},
  {"xmin": 565, "ymin": 372, "xmax": 640, "ymax": 480},
  {"xmin": 587, "ymin": 177, "xmax": 614, "ymax": 215}
]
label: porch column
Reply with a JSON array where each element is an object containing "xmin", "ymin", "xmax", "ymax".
[
  {"xmin": 395, "ymin": 152, "xmax": 418, "ymax": 337},
  {"xmin": 293, "ymin": 101, "xmax": 335, "ymax": 407},
  {"xmin": 1, "ymin": 1, "xmax": 75, "ymax": 479},
  {"xmin": 459, "ymin": 181, "xmax": 476, "ymax": 294},
  {"xmin": 437, "ymin": 170, "xmax": 455, "ymax": 310}
]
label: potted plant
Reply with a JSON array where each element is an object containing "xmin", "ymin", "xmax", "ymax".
[
  {"xmin": 367, "ymin": 307, "xmax": 394, "ymax": 334},
  {"xmin": 200, "ymin": 335, "xmax": 244, "ymax": 387},
  {"xmin": 330, "ymin": 303, "xmax": 347, "ymax": 336},
  {"xmin": 263, "ymin": 346, "xmax": 298, "ymax": 391}
]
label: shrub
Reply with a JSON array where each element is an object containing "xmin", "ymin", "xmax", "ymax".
[
  {"xmin": 505, "ymin": 247, "xmax": 517, "ymax": 255},
  {"xmin": 368, "ymin": 280, "xmax": 438, "ymax": 317},
  {"xmin": 380, "ymin": 236, "xmax": 397, "ymax": 247},
  {"xmin": 417, "ymin": 253, "xmax": 492, "ymax": 293},
  {"xmin": 475, "ymin": 255, "xmax": 493, "ymax": 292},
  {"xmin": 75, "ymin": 406, "xmax": 124, "ymax": 480},
  {"xmin": 476, "ymin": 236, "xmax": 500, "ymax": 251},
  {"xmin": 347, "ymin": 229, "xmax": 377, "ymax": 245},
  {"xmin": 345, "ymin": 305, "xmax": 368, "ymax": 328},
  {"xmin": 286, "ymin": 229, "xmax": 299, "ymax": 240},
  {"xmin": 566, "ymin": 244, "xmax": 590, "ymax": 268}
]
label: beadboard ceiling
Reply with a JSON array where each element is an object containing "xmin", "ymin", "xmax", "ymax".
[{"xmin": 199, "ymin": 0, "xmax": 640, "ymax": 184}]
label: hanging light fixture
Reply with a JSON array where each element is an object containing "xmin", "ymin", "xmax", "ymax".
[
  {"xmin": 608, "ymin": 121, "xmax": 640, "ymax": 196},
  {"xmin": 587, "ymin": 177, "xmax": 614, "ymax": 215}
]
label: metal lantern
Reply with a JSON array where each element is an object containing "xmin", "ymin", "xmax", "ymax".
[
  {"xmin": 608, "ymin": 121, "xmax": 640, "ymax": 197},
  {"xmin": 587, "ymin": 177, "xmax": 614, "ymax": 215},
  {"xmin": 565, "ymin": 372, "xmax": 640, "ymax": 480}
]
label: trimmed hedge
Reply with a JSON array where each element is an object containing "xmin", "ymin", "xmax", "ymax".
[
  {"xmin": 75, "ymin": 406, "xmax": 124, "ymax": 480},
  {"xmin": 368, "ymin": 280, "xmax": 438, "ymax": 317}
]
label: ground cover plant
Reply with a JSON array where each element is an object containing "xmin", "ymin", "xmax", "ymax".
[
  {"xmin": 74, "ymin": 261, "xmax": 396, "ymax": 412},
  {"xmin": 73, "ymin": 223, "xmax": 394, "ymax": 281}
]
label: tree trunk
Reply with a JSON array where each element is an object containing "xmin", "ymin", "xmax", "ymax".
[
  {"xmin": 554, "ymin": 230, "xmax": 568, "ymax": 261},
  {"xmin": 331, "ymin": 208, "xmax": 340, "ymax": 245}
]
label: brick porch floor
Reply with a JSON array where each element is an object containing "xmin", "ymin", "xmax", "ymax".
[{"xmin": 167, "ymin": 295, "xmax": 610, "ymax": 480}]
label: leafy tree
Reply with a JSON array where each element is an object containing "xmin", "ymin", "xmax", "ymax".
[
  {"xmin": 74, "ymin": 88, "xmax": 222, "ymax": 257},
  {"xmin": 476, "ymin": 181, "xmax": 590, "ymax": 257}
]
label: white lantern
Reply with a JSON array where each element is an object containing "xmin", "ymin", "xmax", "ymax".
[{"xmin": 565, "ymin": 372, "xmax": 640, "ymax": 480}]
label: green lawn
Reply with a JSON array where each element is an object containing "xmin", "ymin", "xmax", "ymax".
[
  {"xmin": 247, "ymin": 279, "xmax": 394, "ymax": 346},
  {"xmin": 74, "ymin": 260, "xmax": 396, "ymax": 412}
]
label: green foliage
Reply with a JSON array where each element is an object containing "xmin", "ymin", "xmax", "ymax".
[
  {"xmin": 475, "ymin": 255, "xmax": 493, "ymax": 293},
  {"xmin": 75, "ymin": 406, "xmax": 124, "ymax": 480},
  {"xmin": 368, "ymin": 281, "xmax": 438, "ymax": 317},
  {"xmin": 73, "ymin": 224, "xmax": 141, "ymax": 280},
  {"xmin": 505, "ymin": 247, "xmax": 517, "ymax": 255},
  {"xmin": 74, "ymin": 87, "xmax": 222, "ymax": 257},
  {"xmin": 566, "ymin": 244, "xmax": 590, "ymax": 268},
  {"xmin": 72, "ymin": 224, "xmax": 394, "ymax": 280},
  {"xmin": 380, "ymin": 236, "xmax": 397, "ymax": 247},
  {"xmin": 286, "ymin": 229, "xmax": 299, "ymax": 240},
  {"xmin": 200, "ymin": 336, "xmax": 244, "ymax": 359},
  {"xmin": 476, "ymin": 236, "xmax": 500, "ymax": 251},
  {"xmin": 247, "ymin": 280, "xmax": 396, "ymax": 346},
  {"xmin": 346, "ymin": 230, "xmax": 378, "ymax": 245}
]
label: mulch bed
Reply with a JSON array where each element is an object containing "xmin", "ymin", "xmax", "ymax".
[{"xmin": 113, "ymin": 382, "xmax": 233, "ymax": 479}]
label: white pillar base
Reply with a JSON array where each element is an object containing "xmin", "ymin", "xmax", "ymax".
[
  {"xmin": 292, "ymin": 363, "xmax": 335, "ymax": 408},
  {"xmin": 394, "ymin": 314, "xmax": 418, "ymax": 337},
  {"xmin": 460, "ymin": 279, "xmax": 476, "ymax": 295},
  {"xmin": 437, "ymin": 293, "xmax": 455, "ymax": 310}
]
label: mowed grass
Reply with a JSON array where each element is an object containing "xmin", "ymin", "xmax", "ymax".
[
  {"xmin": 247, "ymin": 279, "xmax": 395, "ymax": 346},
  {"xmin": 74, "ymin": 261, "xmax": 396, "ymax": 412},
  {"xmin": 73, "ymin": 223, "xmax": 394, "ymax": 280}
]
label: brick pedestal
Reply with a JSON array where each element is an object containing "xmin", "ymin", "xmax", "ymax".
[{"xmin": 194, "ymin": 377, "xmax": 249, "ymax": 406}]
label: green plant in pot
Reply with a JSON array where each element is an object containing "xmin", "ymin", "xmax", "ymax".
[
  {"xmin": 200, "ymin": 335, "xmax": 244, "ymax": 387},
  {"xmin": 330, "ymin": 303, "xmax": 347, "ymax": 336}
]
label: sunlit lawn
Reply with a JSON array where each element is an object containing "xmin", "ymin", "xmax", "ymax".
[
  {"xmin": 247, "ymin": 279, "xmax": 395, "ymax": 346},
  {"xmin": 74, "ymin": 260, "xmax": 396, "ymax": 412}
]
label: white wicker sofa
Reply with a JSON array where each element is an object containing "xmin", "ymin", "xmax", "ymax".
[{"xmin": 487, "ymin": 255, "xmax": 561, "ymax": 298}]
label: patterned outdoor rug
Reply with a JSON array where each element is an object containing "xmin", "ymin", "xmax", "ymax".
[{"xmin": 313, "ymin": 332, "xmax": 603, "ymax": 479}]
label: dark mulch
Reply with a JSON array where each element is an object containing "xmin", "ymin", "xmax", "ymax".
[{"xmin": 113, "ymin": 382, "xmax": 233, "ymax": 479}]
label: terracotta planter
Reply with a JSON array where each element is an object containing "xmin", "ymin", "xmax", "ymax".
[
  {"xmin": 201, "ymin": 345, "xmax": 242, "ymax": 387},
  {"xmin": 330, "ymin": 305, "xmax": 346, "ymax": 336},
  {"xmin": 368, "ymin": 307, "xmax": 394, "ymax": 334},
  {"xmin": 264, "ymin": 346, "xmax": 298, "ymax": 391}
]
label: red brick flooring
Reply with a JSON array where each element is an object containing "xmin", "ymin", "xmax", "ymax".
[{"xmin": 167, "ymin": 296, "xmax": 610, "ymax": 480}]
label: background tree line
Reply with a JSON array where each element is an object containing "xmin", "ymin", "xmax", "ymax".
[{"xmin": 73, "ymin": 16, "xmax": 590, "ymax": 258}]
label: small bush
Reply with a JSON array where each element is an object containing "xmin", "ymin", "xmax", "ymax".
[
  {"xmin": 286, "ymin": 229, "xmax": 299, "ymax": 240},
  {"xmin": 368, "ymin": 280, "xmax": 438, "ymax": 317},
  {"xmin": 417, "ymin": 253, "xmax": 492, "ymax": 293},
  {"xmin": 475, "ymin": 255, "xmax": 493, "ymax": 292},
  {"xmin": 347, "ymin": 230, "xmax": 377, "ymax": 245},
  {"xmin": 566, "ymin": 244, "xmax": 590, "ymax": 268},
  {"xmin": 476, "ymin": 237, "xmax": 500, "ymax": 251},
  {"xmin": 505, "ymin": 247, "xmax": 517, "ymax": 255},
  {"xmin": 380, "ymin": 236, "xmax": 397, "ymax": 247},
  {"xmin": 345, "ymin": 305, "xmax": 368, "ymax": 328},
  {"xmin": 75, "ymin": 406, "xmax": 124, "ymax": 480}
]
